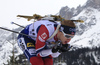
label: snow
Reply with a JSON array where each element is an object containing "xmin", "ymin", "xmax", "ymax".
[
  {"xmin": 92, "ymin": 52, "xmax": 100, "ymax": 64},
  {"xmin": 54, "ymin": 62, "xmax": 67, "ymax": 65},
  {"xmin": 0, "ymin": 31, "xmax": 23, "ymax": 65},
  {"xmin": 69, "ymin": 7, "xmax": 100, "ymax": 48},
  {"xmin": 0, "ymin": 42, "xmax": 13, "ymax": 65},
  {"xmin": 0, "ymin": 41, "xmax": 23, "ymax": 65}
]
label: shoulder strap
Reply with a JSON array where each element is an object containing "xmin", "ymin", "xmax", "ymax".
[{"xmin": 46, "ymin": 24, "xmax": 61, "ymax": 41}]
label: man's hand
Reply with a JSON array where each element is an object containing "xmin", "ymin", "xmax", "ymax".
[
  {"xmin": 59, "ymin": 44, "xmax": 72, "ymax": 52},
  {"xmin": 52, "ymin": 43, "xmax": 72, "ymax": 53},
  {"xmin": 52, "ymin": 43, "xmax": 61, "ymax": 53}
]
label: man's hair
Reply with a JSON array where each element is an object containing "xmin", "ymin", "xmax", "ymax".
[{"xmin": 61, "ymin": 20, "xmax": 76, "ymax": 27}]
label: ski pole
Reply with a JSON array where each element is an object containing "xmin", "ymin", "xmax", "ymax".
[
  {"xmin": 0, "ymin": 27, "xmax": 35, "ymax": 38},
  {"xmin": 11, "ymin": 22, "xmax": 25, "ymax": 28}
]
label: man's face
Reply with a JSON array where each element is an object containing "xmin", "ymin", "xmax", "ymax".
[
  {"xmin": 65, "ymin": 34, "xmax": 74, "ymax": 39},
  {"xmin": 59, "ymin": 32, "xmax": 75, "ymax": 44},
  {"xmin": 64, "ymin": 34, "xmax": 75, "ymax": 43}
]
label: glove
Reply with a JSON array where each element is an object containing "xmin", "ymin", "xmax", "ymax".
[
  {"xmin": 52, "ymin": 43, "xmax": 72, "ymax": 53},
  {"xmin": 52, "ymin": 43, "xmax": 61, "ymax": 53},
  {"xmin": 59, "ymin": 44, "xmax": 72, "ymax": 52}
]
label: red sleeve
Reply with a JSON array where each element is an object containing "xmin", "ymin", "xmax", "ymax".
[{"xmin": 35, "ymin": 25, "xmax": 49, "ymax": 57}]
